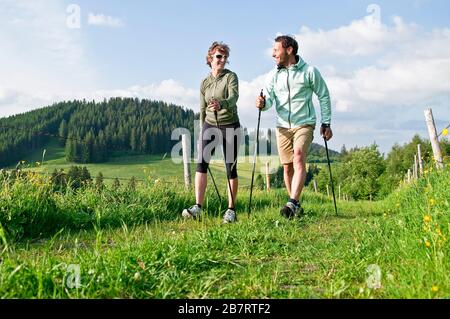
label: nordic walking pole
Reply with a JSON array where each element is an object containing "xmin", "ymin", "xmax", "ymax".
[
  {"xmin": 214, "ymin": 110, "xmax": 236, "ymax": 211},
  {"xmin": 207, "ymin": 167, "xmax": 222, "ymax": 203},
  {"xmin": 324, "ymin": 136, "xmax": 338, "ymax": 216},
  {"xmin": 248, "ymin": 90, "xmax": 263, "ymax": 216}
]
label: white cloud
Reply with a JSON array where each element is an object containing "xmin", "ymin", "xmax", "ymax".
[
  {"xmin": 87, "ymin": 77, "xmax": 278, "ymax": 134},
  {"xmin": 1, "ymin": 4, "xmax": 448, "ymax": 155},
  {"xmin": 90, "ymin": 80, "xmax": 197, "ymax": 110},
  {"xmin": 88, "ymin": 13, "xmax": 124, "ymax": 28},
  {"xmin": 0, "ymin": 0, "xmax": 98, "ymax": 117},
  {"xmin": 293, "ymin": 15, "xmax": 450, "ymax": 115},
  {"xmin": 237, "ymin": 13, "xmax": 450, "ymax": 149},
  {"xmin": 274, "ymin": 13, "xmax": 450, "ymax": 153},
  {"xmin": 297, "ymin": 15, "xmax": 416, "ymax": 60},
  {"xmin": 237, "ymin": 74, "xmax": 279, "ymax": 130},
  {"xmin": 0, "ymin": 88, "xmax": 19, "ymax": 106}
]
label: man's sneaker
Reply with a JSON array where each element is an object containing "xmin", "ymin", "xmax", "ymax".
[
  {"xmin": 182, "ymin": 204, "xmax": 202, "ymax": 220},
  {"xmin": 280, "ymin": 202, "xmax": 303, "ymax": 219},
  {"xmin": 222, "ymin": 209, "xmax": 237, "ymax": 224}
]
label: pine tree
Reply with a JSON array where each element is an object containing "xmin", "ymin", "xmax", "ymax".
[
  {"xmin": 65, "ymin": 135, "xmax": 75, "ymax": 162},
  {"xmin": 340, "ymin": 144, "xmax": 349, "ymax": 159},
  {"xmin": 58, "ymin": 119, "xmax": 68, "ymax": 146},
  {"xmin": 243, "ymin": 127, "xmax": 249, "ymax": 157},
  {"xmin": 130, "ymin": 128, "xmax": 137, "ymax": 152}
]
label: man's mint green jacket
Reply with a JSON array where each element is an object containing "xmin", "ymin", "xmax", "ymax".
[{"xmin": 262, "ymin": 56, "xmax": 331, "ymax": 129}]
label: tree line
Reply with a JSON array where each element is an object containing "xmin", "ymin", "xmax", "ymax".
[
  {"xmin": 1, "ymin": 97, "xmax": 341, "ymax": 168},
  {"xmin": 311, "ymin": 135, "xmax": 450, "ymax": 200},
  {"xmin": 0, "ymin": 98, "xmax": 196, "ymax": 167}
]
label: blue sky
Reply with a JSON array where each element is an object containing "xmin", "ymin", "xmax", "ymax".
[
  {"xmin": 77, "ymin": 0, "xmax": 450, "ymax": 86},
  {"xmin": 1, "ymin": 0, "xmax": 449, "ymax": 154}
]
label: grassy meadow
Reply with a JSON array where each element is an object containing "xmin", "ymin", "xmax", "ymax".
[
  {"xmin": 13, "ymin": 140, "xmax": 288, "ymax": 188},
  {"xmin": 0, "ymin": 154, "xmax": 449, "ymax": 298}
]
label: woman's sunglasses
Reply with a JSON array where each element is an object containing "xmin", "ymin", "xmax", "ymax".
[{"xmin": 215, "ymin": 54, "xmax": 228, "ymax": 60}]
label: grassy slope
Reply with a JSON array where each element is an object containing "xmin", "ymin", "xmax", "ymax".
[
  {"xmin": 0, "ymin": 166, "xmax": 449, "ymax": 298},
  {"xmin": 11, "ymin": 140, "xmax": 328, "ymax": 188}
]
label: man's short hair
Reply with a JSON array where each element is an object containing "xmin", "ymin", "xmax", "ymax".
[
  {"xmin": 275, "ymin": 35, "xmax": 298, "ymax": 56},
  {"xmin": 206, "ymin": 41, "xmax": 230, "ymax": 67}
]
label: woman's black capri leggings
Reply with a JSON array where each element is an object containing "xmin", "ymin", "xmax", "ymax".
[{"xmin": 196, "ymin": 121, "xmax": 241, "ymax": 179}]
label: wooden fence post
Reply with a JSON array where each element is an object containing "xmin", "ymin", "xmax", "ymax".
[
  {"xmin": 407, "ymin": 169, "xmax": 411, "ymax": 184},
  {"xmin": 424, "ymin": 108, "xmax": 444, "ymax": 169},
  {"xmin": 313, "ymin": 180, "xmax": 318, "ymax": 193},
  {"xmin": 417, "ymin": 144, "xmax": 423, "ymax": 177},
  {"xmin": 265, "ymin": 162, "xmax": 270, "ymax": 192},
  {"xmin": 326, "ymin": 184, "xmax": 330, "ymax": 197},
  {"xmin": 182, "ymin": 134, "xmax": 191, "ymax": 189},
  {"xmin": 414, "ymin": 154, "xmax": 418, "ymax": 180}
]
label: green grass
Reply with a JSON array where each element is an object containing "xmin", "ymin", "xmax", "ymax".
[
  {"xmin": 9, "ymin": 140, "xmax": 328, "ymax": 189},
  {"xmin": 14, "ymin": 139, "xmax": 187, "ymax": 182},
  {"xmin": 12, "ymin": 140, "xmax": 287, "ymax": 188},
  {"xmin": 1, "ymin": 163, "xmax": 449, "ymax": 298}
]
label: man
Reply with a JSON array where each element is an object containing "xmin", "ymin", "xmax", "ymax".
[{"xmin": 256, "ymin": 35, "xmax": 333, "ymax": 218}]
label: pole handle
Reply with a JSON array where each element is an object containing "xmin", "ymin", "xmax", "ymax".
[{"xmin": 260, "ymin": 89, "xmax": 265, "ymax": 107}]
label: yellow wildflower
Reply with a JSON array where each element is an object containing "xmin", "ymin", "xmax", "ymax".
[
  {"xmin": 425, "ymin": 240, "xmax": 431, "ymax": 248},
  {"xmin": 431, "ymin": 286, "xmax": 439, "ymax": 293},
  {"xmin": 429, "ymin": 199, "xmax": 436, "ymax": 206},
  {"xmin": 442, "ymin": 128, "xmax": 449, "ymax": 136},
  {"xmin": 423, "ymin": 215, "xmax": 432, "ymax": 223}
]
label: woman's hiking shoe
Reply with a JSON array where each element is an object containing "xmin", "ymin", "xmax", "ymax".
[
  {"xmin": 182, "ymin": 204, "xmax": 202, "ymax": 220},
  {"xmin": 222, "ymin": 209, "xmax": 237, "ymax": 224},
  {"xmin": 280, "ymin": 202, "xmax": 304, "ymax": 219}
]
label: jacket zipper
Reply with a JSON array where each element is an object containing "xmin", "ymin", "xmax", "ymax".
[
  {"xmin": 286, "ymin": 69, "xmax": 291, "ymax": 128},
  {"xmin": 213, "ymin": 80, "xmax": 218, "ymax": 125}
]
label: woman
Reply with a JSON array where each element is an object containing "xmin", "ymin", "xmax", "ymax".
[{"xmin": 182, "ymin": 41, "xmax": 241, "ymax": 223}]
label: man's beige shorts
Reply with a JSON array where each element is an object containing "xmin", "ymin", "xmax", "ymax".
[{"xmin": 276, "ymin": 125, "xmax": 315, "ymax": 165}]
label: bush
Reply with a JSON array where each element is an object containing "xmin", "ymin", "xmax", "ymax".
[{"xmin": 313, "ymin": 145, "xmax": 385, "ymax": 200}]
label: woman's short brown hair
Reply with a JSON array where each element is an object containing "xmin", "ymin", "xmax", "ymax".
[{"xmin": 206, "ymin": 41, "xmax": 230, "ymax": 67}]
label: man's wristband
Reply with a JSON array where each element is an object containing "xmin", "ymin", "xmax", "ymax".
[{"xmin": 321, "ymin": 123, "xmax": 331, "ymax": 129}]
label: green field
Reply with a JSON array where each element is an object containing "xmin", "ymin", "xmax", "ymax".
[
  {"xmin": 1, "ymin": 156, "xmax": 449, "ymax": 298},
  {"xmin": 13, "ymin": 140, "xmax": 291, "ymax": 188}
]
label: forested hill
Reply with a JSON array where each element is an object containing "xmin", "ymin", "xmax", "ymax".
[
  {"xmin": 0, "ymin": 98, "xmax": 196, "ymax": 167},
  {"xmin": 308, "ymin": 142, "xmax": 341, "ymax": 162}
]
